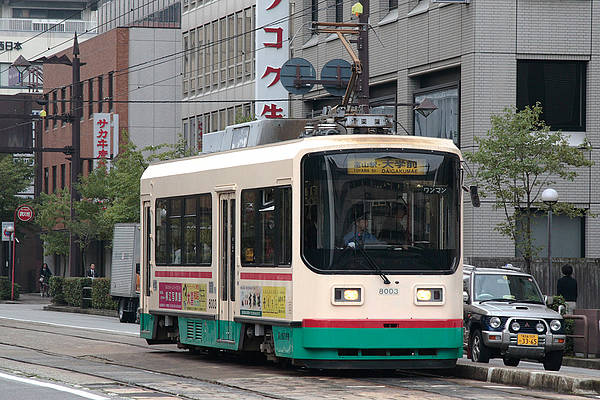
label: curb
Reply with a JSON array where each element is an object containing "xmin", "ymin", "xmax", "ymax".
[
  {"xmin": 454, "ymin": 363, "xmax": 600, "ymax": 395},
  {"xmin": 44, "ymin": 304, "xmax": 118, "ymax": 318},
  {"xmin": 563, "ymin": 356, "xmax": 600, "ymax": 370}
]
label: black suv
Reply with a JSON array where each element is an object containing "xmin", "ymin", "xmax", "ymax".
[{"xmin": 463, "ymin": 265, "xmax": 566, "ymax": 371}]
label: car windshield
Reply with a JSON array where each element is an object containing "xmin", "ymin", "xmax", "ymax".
[
  {"xmin": 473, "ymin": 273, "xmax": 543, "ymax": 303},
  {"xmin": 301, "ymin": 149, "xmax": 460, "ymax": 273}
]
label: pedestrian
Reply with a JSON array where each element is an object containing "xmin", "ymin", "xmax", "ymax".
[
  {"xmin": 557, "ymin": 263, "xmax": 577, "ymax": 313},
  {"xmin": 87, "ymin": 263, "xmax": 98, "ymax": 279},
  {"xmin": 39, "ymin": 263, "xmax": 52, "ymax": 297}
]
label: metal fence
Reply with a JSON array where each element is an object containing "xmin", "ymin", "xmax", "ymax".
[{"xmin": 466, "ymin": 257, "xmax": 600, "ymax": 309}]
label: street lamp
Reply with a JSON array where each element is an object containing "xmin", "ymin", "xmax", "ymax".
[
  {"xmin": 5, "ymin": 224, "xmax": 15, "ymax": 300},
  {"xmin": 12, "ymin": 34, "xmax": 84, "ymax": 277},
  {"xmin": 542, "ymin": 188, "xmax": 558, "ymax": 294}
]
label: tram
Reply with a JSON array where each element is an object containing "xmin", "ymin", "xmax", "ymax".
[{"xmin": 139, "ymin": 116, "xmax": 464, "ymax": 369}]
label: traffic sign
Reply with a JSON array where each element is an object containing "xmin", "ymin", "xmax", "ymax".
[
  {"xmin": 16, "ymin": 205, "xmax": 34, "ymax": 222},
  {"xmin": 2, "ymin": 222, "xmax": 14, "ymax": 241}
]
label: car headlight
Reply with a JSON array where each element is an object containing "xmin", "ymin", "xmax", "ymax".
[
  {"xmin": 550, "ymin": 319, "xmax": 561, "ymax": 332},
  {"xmin": 536, "ymin": 322, "xmax": 545, "ymax": 333},
  {"xmin": 511, "ymin": 321, "xmax": 521, "ymax": 332},
  {"xmin": 489, "ymin": 316, "xmax": 501, "ymax": 329}
]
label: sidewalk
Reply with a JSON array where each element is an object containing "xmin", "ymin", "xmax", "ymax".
[{"xmin": 2, "ymin": 292, "xmax": 117, "ymax": 317}]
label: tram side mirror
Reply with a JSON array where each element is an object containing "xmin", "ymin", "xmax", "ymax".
[
  {"xmin": 463, "ymin": 291, "xmax": 469, "ymax": 303},
  {"xmin": 470, "ymin": 185, "xmax": 481, "ymax": 208}
]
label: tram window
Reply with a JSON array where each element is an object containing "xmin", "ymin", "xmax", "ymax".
[
  {"xmin": 241, "ymin": 186, "xmax": 291, "ymax": 267},
  {"xmin": 155, "ymin": 194, "xmax": 212, "ymax": 266},
  {"xmin": 156, "ymin": 200, "xmax": 168, "ymax": 264}
]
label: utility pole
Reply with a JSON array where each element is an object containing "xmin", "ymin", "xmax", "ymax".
[
  {"xmin": 356, "ymin": 0, "xmax": 369, "ymax": 113},
  {"xmin": 69, "ymin": 33, "xmax": 82, "ymax": 277}
]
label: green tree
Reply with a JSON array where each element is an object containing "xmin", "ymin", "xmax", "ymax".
[
  {"xmin": 466, "ymin": 104, "xmax": 593, "ymax": 273},
  {"xmin": 0, "ymin": 154, "xmax": 34, "ymax": 221},
  {"xmin": 36, "ymin": 131, "xmax": 190, "ymax": 261}
]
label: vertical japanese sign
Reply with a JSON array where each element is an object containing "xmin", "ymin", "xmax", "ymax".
[
  {"xmin": 255, "ymin": 0, "xmax": 290, "ymax": 119},
  {"xmin": 93, "ymin": 113, "xmax": 119, "ymax": 168}
]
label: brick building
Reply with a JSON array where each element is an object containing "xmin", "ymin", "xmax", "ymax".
[{"xmin": 42, "ymin": 26, "xmax": 181, "ymax": 277}]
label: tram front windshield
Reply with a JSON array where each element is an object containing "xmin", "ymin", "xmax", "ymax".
[{"xmin": 302, "ymin": 150, "xmax": 460, "ymax": 273}]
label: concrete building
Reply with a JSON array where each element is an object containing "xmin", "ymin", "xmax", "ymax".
[
  {"xmin": 182, "ymin": 0, "xmax": 598, "ymax": 274},
  {"xmin": 42, "ymin": 25, "xmax": 181, "ymax": 277},
  {"xmin": 0, "ymin": 0, "xmax": 97, "ymax": 95}
]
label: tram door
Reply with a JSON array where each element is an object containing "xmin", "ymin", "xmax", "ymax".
[{"xmin": 218, "ymin": 192, "xmax": 236, "ymax": 341}]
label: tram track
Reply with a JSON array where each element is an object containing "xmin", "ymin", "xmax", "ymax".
[{"xmin": 0, "ymin": 321, "xmax": 589, "ymax": 399}]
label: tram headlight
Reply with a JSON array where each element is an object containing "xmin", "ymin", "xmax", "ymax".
[
  {"xmin": 333, "ymin": 287, "xmax": 363, "ymax": 304},
  {"xmin": 415, "ymin": 287, "xmax": 443, "ymax": 304},
  {"xmin": 343, "ymin": 289, "xmax": 360, "ymax": 301},
  {"xmin": 416, "ymin": 289, "xmax": 432, "ymax": 301}
]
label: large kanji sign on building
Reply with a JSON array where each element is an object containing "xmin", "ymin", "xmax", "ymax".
[
  {"xmin": 93, "ymin": 113, "xmax": 119, "ymax": 168},
  {"xmin": 255, "ymin": 0, "xmax": 289, "ymax": 119}
]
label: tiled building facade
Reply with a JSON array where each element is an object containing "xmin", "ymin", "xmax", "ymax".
[{"xmin": 184, "ymin": 1, "xmax": 598, "ymax": 262}]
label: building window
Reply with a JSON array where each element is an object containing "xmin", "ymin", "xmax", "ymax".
[
  {"xmin": 52, "ymin": 165, "xmax": 57, "ymax": 193},
  {"xmin": 51, "ymin": 91, "xmax": 57, "ymax": 129},
  {"xmin": 60, "ymin": 87, "xmax": 66, "ymax": 126},
  {"xmin": 108, "ymin": 72, "xmax": 113, "ymax": 112},
  {"xmin": 88, "ymin": 79, "xmax": 93, "ymax": 117},
  {"xmin": 241, "ymin": 186, "xmax": 292, "ymax": 266},
  {"xmin": 60, "ymin": 164, "xmax": 65, "ymax": 189},
  {"xmin": 516, "ymin": 211, "xmax": 584, "ymax": 258},
  {"xmin": 97, "ymin": 76, "xmax": 103, "ymax": 113},
  {"xmin": 44, "ymin": 167, "xmax": 49, "ymax": 194},
  {"xmin": 43, "ymin": 94, "xmax": 49, "ymax": 131},
  {"xmin": 517, "ymin": 60, "xmax": 586, "ymax": 132},
  {"xmin": 389, "ymin": 0, "xmax": 398, "ymax": 10},
  {"xmin": 414, "ymin": 86, "xmax": 459, "ymax": 146},
  {"xmin": 335, "ymin": 0, "xmax": 343, "ymax": 22},
  {"xmin": 312, "ymin": 0, "xmax": 318, "ymax": 22}
]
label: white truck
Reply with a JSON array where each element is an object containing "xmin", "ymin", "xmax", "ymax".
[{"xmin": 110, "ymin": 223, "xmax": 140, "ymax": 323}]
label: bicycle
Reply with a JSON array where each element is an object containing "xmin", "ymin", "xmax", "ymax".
[{"xmin": 39, "ymin": 277, "xmax": 50, "ymax": 297}]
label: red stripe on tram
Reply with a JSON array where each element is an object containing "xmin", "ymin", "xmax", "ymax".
[
  {"xmin": 302, "ymin": 319, "xmax": 463, "ymax": 329},
  {"xmin": 240, "ymin": 272, "xmax": 293, "ymax": 281},
  {"xmin": 154, "ymin": 271, "xmax": 212, "ymax": 279}
]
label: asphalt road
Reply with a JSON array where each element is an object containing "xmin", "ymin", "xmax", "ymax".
[{"xmin": 0, "ymin": 298, "xmax": 597, "ymax": 400}]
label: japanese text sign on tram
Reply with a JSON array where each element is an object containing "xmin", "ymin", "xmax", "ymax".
[
  {"xmin": 16, "ymin": 205, "xmax": 34, "ymax": 222},
  {"xmin": 347, "ymin": 157, "xmax": 427, "ymax": 175},
  {"xmin": 93, "ymin": 113, "xmax": 120, "ymax": 169},
  {"xmin": 255, "ymin": 0, "xmax": 289, "ymax": 119}
]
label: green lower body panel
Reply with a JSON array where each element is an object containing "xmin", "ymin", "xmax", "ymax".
[
  {"xmin": 140, "ymin": 313, "xmax": 156, "ymax": 339},
  {"xmin": 146, "ymin": 315, "xmax": 462, "ymax": 369},
  {"xmin": 178, "ymin": 318, "xmax": 240, "ymax": 350}
]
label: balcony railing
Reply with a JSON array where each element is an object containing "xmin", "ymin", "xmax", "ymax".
[{"xmin": 0, "ymin": 18, "xmax": 96, "ymax": 33}]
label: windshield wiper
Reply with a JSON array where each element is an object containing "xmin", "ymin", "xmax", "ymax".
[
  {"xmin": 347, "ymin": 241, "xmax": 391, "ymax": 284},
  {"xmin": 509, "ymin": 299, "xmax": 544, "ymax": 304}
]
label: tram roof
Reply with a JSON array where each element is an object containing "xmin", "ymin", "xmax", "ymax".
[{"xmin": 141, "ymin": 134, "xmax": 460, "ymax": 181}]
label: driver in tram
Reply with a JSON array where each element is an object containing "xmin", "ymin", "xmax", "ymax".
[{"xmin": 343, "ymin": 213, "xmax": 379, "ymax": 246}]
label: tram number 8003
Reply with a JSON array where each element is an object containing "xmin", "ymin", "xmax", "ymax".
[{"xmin": 379, "ymin": 288, "xmax": 399, "ymax": 295}]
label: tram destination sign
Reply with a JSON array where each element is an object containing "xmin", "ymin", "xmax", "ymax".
[{"xmin": 347, "ymin": 157, "xmax": 426, "ymax": 175}]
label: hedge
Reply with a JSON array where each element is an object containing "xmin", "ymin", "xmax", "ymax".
[
  {"xmin": 63, "ymin": 277, "xmax": 92, "ymax": 307},
  {"xmin": 0, "ymin": 276, "xmax": 20, "ymax": 300},
  {"xmin": 49, "ymin": 276, "xmax": 65, "ymax": 305},
  {"xmin": 91, "ymin": 278, "xmax": 117, "ymax": 310},
  {"xmin": 49, "ymin": 276, "xmax": 117, "ymax": 310}
]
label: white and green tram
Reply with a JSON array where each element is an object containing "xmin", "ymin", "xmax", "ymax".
[{"xmin": 139, "ymin": 119, "xmax": 464, "ymax": 368}]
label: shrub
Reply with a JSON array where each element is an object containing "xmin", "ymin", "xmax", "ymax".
[
  {"xmin": 49, "ymin": 276, "xmax": 65, "ymax": 304},
  {"xmin": 91, "ymin": 278, "xmax": 117, "ymax": 310},
  {"xmin": 0, "ymin": 276, "xmax": 20, "ymax": 300},
  {"xmin": 551, "ymin": 295, "xmax": 575, "ymax": 355},
  {"xmin": 63, "ymin": 277, "xmax": 91, "ymax": 307}
]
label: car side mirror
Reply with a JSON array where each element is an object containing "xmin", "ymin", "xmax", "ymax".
[
  {"xmin": 545, "ymin": 295, "xmax": 553, "ymax": 306},
  {"xmin": 463, "ymin": 291, "xmax": 469, "ymax": 303}
]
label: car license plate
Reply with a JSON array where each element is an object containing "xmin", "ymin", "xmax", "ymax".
[{"xmin": 517, "ymin": 333, "xmax": 538, "ymax": 346}]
